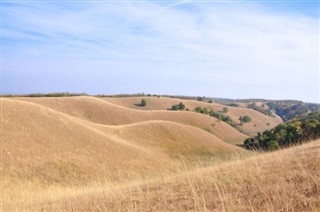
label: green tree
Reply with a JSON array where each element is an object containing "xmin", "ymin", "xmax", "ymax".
[
  {"xmin": 266, "ymin": 140, "xmax": 280, "ymax": 150},
  {"xmin": 140, "ymin": 99, "xmax": 147, "ymax": 107},
  {"xmin": 171, "ymin": 105, "xmax": 179, "ymax": 110},
  {"xmin": 178, "ymin": 102, "xmax": 185, "ymax": 110},
  {"xmin": 223, "ymin": 107, "xmax": 229, "ymax": 113},
  {"xmin": 195, "ymin": 107, "xmax": 203, "ymax": 113},
  {"xmin": 242, "ymin": 116, "xmax": 251, "ymax": 123},
  {"xmin": 203, "ymin": 108, "xmax": 208, "ymax": 114}
]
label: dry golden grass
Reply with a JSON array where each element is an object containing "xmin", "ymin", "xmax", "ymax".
[
  {"xmin": 2, "ymin": 97, "xmax": 318, "ymax": 212},
  {"xmin": 16, "ymin": 96, "xmax": 247, "ymax": 144},
  {"xmin": 104, "ymin": 96, "xmax": 282, "ymax": 136},
  {"xmin": 3, "ymin": 141, "xmax": 319, "ymax": 211},
  {"xmin": 1, "ymin": 98, "xmax": 242, "ymax": 211}
]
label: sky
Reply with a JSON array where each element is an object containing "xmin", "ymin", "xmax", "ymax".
[{"xmin": 2, "ymin": 1, "xmax": 320, "ymax": 103}]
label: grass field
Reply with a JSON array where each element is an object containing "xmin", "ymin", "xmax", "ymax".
[
  {"xmin": 2, "ymin": 140, "xmax": 319, "ymax": 211},
  {"xmin": 1, "ymin": 97, "xmax": 318, "ymax": 211}
]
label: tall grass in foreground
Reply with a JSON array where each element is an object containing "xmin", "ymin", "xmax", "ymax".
[{"xmin": 3, "ymin": 141, "xmax": 320, "ymax": 211}]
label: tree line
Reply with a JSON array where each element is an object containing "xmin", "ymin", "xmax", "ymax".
[{"xmin": 244, "ymin": 112, "xmax": 320, "ymax": 150}]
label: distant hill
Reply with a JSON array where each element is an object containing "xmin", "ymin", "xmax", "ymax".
[
  {"xmin": 16, "ymin": 96, "xmax": 247, "ymax": 144},
  {"xmin": 103, "ymin": 96, "xmax": 282, "ymax": 136},
  {"xmin": 266, "ymin": 100, "xmax": 320, "ymax": 121},
  {"xmin": 5, "ymin": 93, "xmax": 319, "ymax": 122},
  {"xmin": 2, "ymin": 98, "xmax": 241, "ymax": 184}
]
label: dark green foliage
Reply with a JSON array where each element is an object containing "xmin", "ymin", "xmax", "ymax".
[
  {"xmin": 222, "ymin": 107, "xmax": 229, "ymax": 113},
  {"xmin": 195, "ymin": 106, "xmax": 203, "ymax": 113},
  {"xmin": 244, "ymin": 112, "xmax": 320, "ymax": 151},
  {"xmin": 179, "ymin": 102, "xmax": 185, "ymax": 110},
  {"xmin": 192, "ymin": 107, "xmax": 239, "ymax": 129},
  {"xmin": 226, "ymin": 103, "xmax": 240, "ymax": 107},
  {"xmin": 267, "ymin": 101, "xmax": 320, "ymax": 121},
  {"xmin": 140, "ymin": 99, "xmax": 147, "ymax": 107},
  {"xmin": 203, "ymin": 108, "xmax": 208, "ymax": 114},
  {"xmin": 208, "ymin": 99, "xmax": 213, "ymax": 103},
  {"xmin": 171, "ymin": 102, "xmax": 185, "ymax": 111},
  {"xmin": 239, "ymin": 116, "xmax": 251, "ymax": 123},
  {"xmin": 266, "ymin": 140, "xmax": 280, "ymax": 150}
]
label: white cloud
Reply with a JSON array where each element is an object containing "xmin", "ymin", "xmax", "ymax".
[{"xmin": 3, "ymin": 1, "xmax": 319, "ymax": 102}]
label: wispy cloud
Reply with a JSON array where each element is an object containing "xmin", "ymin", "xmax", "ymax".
[{"xmin": 3, "ymin": 1, "xmax": 319, "ymax": 102}]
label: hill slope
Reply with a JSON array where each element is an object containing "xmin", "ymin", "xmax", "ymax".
[
  {"xmin": 2, "ymin": 98, "xmax": 240, "ymax": 183},
  {"xmin": 28, "ymin": 140, "xmax": 320, "ymax": 211},
  {"xmin": 103, "ymin": 96, "xmax": 282, "ymax": 135},
  {"xmin": 16, "ymin": 96, "xmax": 247, "ymax": 144},
  {"xmin": 2, "ymin": 97, "xmax": 318, "ymax": 211}
]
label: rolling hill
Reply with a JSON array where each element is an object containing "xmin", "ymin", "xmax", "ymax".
[
  {"xmin": 103, "ymin": 96, "xmax": 283, "ymax": 135},
  {"xmin": 2, "ymin": 97, "xmax": 242, "ymax": 210},
  {"xmin": 1, "ymin": 96, "xmax": 319, "ymax": 211},
  {"xmin": 16, "ymin": 96, "xmax": 247, "ymax": 144}
]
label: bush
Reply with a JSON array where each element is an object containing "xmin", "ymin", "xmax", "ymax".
[
  {"xmin": 223, "ymin": 107, "xmax": 229, "ymax": 113},
  {"xmin": 266, "ymin": 140, "xmax": 280, "ymax": 150},
  {"xmin": 239, "ymin": 116, "xmax": 251, "ymax": 123},
  {"xmin": 195, "ymin": 107, "xmax": 203, "ymax": 113},
  {"xmin": 171, "ymin": 102, "xmax": 185, "ymax": 111},
  {"xmin": 140, "ymin": 99, "xmax": 147, "ymax": 107},
  {"xmin": 227, "ymin": 103, "xmax": 240, "ymax": 107},
  {"xmin": 208, "ymin": 100, "xmax": 213, "ymax": 103}
]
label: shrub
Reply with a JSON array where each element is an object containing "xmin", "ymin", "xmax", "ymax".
[
  {"xmin": 171, "ymin": 102, "xmax": 185, "ymax": 111},
  {"xmin": 266, "ymin": 140, "xmax": 280, "ymax": 150},
  {"xmin": 195, "ymin": 107, "xmax": 203, "ymax": 113},
  {"xmin": 223, "ymin": 107, "xmax": 229, "ymax": 113},
  {"xmin": 239, "ymin": 116, "xmax": 251, "ymax": 123},
  {"xmin": 140, "ymin": 99, "xmax": 147, "ymax": 107},
  {"xmin": 227, "ymin": 103, "xmax": 240, "ymax": 107}
]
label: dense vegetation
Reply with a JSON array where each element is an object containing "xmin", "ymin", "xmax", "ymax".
[
  {"xmin": 267, "ymin": 101, "xmax": 320, "ymax": 121},
  {"xmin": 239, "ymin": 116, "xmax": 251, "ymax": 123},
  {"xmin": 193, "ymin": 107, "xmax": 238, "ymax": 129},
  {"xmin": 170, "ymin": 102, "xmax": 185, "ymax": 111},
  {"xmin": 226, "ymin": 103, "xmax": 240, "ymax": 107},
  {"xmin": 244, "ymin": 112, "xmax": 320, "ymax": 150}
]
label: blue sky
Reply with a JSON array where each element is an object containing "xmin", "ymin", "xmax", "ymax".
[{"xmin": 2, "ymin": 1, "xmax": 320, "ymax": 103}]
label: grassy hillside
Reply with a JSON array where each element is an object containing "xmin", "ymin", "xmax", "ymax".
[
  {"xmin": 1, "ymin": 97, "xmax": 319, "ymax": 211},
  {"xmin": 103, "ymin": 96, "xmax": 282, "ymax": 136},
  {"xmin": 2, "ymin": 98, "xmax": 243, "ymax": 210},
  {"xmin": 2, "ymin": 98, "xmax": 240, "ymax": 180},
  {"xmin": 16, "ymin": 96, "xmax": 247, "ymax": 144},
  {"xmin": 4, "ymin": 138, "xmax": 319, "ymax": 211}
]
